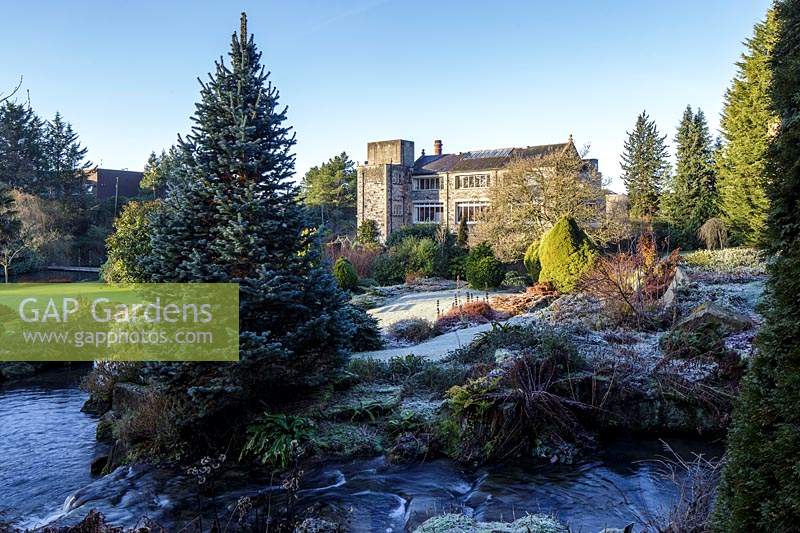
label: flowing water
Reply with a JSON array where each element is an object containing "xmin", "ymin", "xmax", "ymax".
[{"xmin": 0, "ymin": 371, "xmax": 722, "ymax": 532}]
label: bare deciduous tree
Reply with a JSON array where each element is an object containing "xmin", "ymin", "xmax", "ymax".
[{"xmin": 473, "ymin": 145, "xmax": 606, "ymax": 261}]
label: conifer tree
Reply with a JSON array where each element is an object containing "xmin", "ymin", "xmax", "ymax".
[
  {"xmin": 145, "ymin": 14, "xmax": 356, "ymax": 421},
  {"xmin": 715, "ymin": 1, "xmax": 800, "ymax": 529},
  {"xmin": 661, "ymin": 106, "xmax": 718, "ymax": 246},
  {"xmin": 717, "ymin": 9, "xmax": 779, "ymax": 246},
  {"xmin": 302, "ymin": 152, "xmax": 357, "ymax": 236},
  {"xmin": 0, "ymin": 102, "xmax": 44, "ymax": 193},
  {"xmin": 620, "ymin": 111, "xmax": 671, "ymax": 219},
  {"xmin": 0, "ymin": 182, "xmax": 20, "ymax": 247},
  {"xmin": 140, "ymin": 145, "xmax": 181, "ymax": 199},
  {"xmin": 41, "ymin": 112, "xmax": 91, "ymax": 197}
]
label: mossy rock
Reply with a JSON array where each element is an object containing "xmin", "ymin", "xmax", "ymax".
[
  {"xmin": 537, "ymin": 217, "xmax": 597, "ymax": 292},
  {"xmin": 311, "ymin": 421, "xmax": 383, "ymax": 457},
  {"xmin": 318, "ymin": 384, "xmax": 402, "ymax": 421}
]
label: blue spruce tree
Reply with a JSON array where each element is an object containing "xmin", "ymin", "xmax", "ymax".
[{"xmin": 145, "ymin": 13, "xmax": 356, "ymax": 424}]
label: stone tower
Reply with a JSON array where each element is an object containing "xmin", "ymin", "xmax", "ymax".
[{"xmin": 356, "ymin": 140, "xmax": 415, "ymax": 241}]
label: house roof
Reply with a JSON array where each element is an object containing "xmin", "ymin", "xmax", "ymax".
[{"xmin": 412, "ymin": 141, "xmax": 573, "ymax": 175}]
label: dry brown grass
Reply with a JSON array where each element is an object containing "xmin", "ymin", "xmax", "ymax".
[{"xmin": 489, "ymin": 283, "xmax": 559, "ymax": 316}]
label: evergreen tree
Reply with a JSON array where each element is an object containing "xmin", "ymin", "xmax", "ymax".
[
  {"xmin": 145, "ymin": 14, "xmax": 356, "ymax": 423},
  {"xmin": 302, "ymin": 152, "xmax": 357, "ymax": 236},
  {"xmin": 140, "ymin": 145, "xmax": 181, "ymax": 199},
  {"xmin": 41, "ymin": 112, "xmax": 91, "ymax": 198},
  {"xmin": 0, "ymin": 182, "xmax": 20, "ymax": 247},
  {"xmin": 715, "ymin": 1, "xmax": 800, "ymax": 530},
  {"xmin": 620, "ymin": 111, "xmax": 671, "ymax": 219},
  {"xmin": 661, "ymin": 106, "xmax": 718, "ymax": 246},
  {"xmin": 0, "ymin": 102, "xmax": 44, "ymax": 193},
  {"xmin": 717, "ymin": 9, "xmax": 779, "ymax": 246}
]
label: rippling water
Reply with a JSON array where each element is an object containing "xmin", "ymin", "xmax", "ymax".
[
  {"xmin": 0, "ymin": 372, "xmax": 722, "ymax": 531},
  {"xmin": 0, "ymin": 368, "xmax": 103, "ymax": 529}
]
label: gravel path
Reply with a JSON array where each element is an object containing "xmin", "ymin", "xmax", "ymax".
[
  {"xmin": 368, "ymin": 288, "xmax": 508, "ymax": 327},
  {"xmin": 353, "ymin": 322, "xmax": 493, "ymax": 361}
]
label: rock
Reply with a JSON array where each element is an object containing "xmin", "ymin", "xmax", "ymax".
[
  {"xmin": 0, "ymin": 362, "xmax": 36, "ymax": 381},
  {"xmin": 81, "ymin": 395, "xmax": 111, "ymax": 415},
  {"xmin": 96, "ymin": 412, "xmax": 115, "ymax": 443},
  {"xmin": 413, "ymin": 513, "xmax": 568, "ymax": 533},
  {"xmin": 676, "ymin": 302, "xmax": 754, "ymax": 335},
  {"xmin": 661, "ymin": 266, "xmax": 689, "ymax": 307},
  {"xmin": 111, "ymin": 382, "xmax": 148, "ymax": 415},
  {"xmin": 90, "ymin": 454, "xmax": 109, "ymax": 476},
  {"xmin": 295, "ymin": 517, "xmax": 342, "ymax": 533},
  {"xmin": 388, "ymin": 432, "xmax": 429, "ymax": 462}
]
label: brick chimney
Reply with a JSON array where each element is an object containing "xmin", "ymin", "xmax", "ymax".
[{"xmin": 434, "ymin": 139, "xmax": 443, "ymax": 156}]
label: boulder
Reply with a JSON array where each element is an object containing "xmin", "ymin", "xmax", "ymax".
[
  {"xmin": 661, "ymin": 266, "xmax": 689, "ymax": 308},
  {"xmin": 0, "ymin": 362, "xmax": 36, "ymax": 381},
  {"xmin": 90, "ymin": 454, "xmax": 109, "ymax": 476},
  {"xmin": 95, "ymin": 412, "xmax": 115, "ymax": 443},
  {"xmin": 675, "ymin": 302, "xmax": 754, "ymax": 335}
]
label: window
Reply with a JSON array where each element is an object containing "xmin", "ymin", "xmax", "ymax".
[
  {"xmin": 413, "ymin": 203, "xmax": 443, "ymax": 224},
  {"xmin": 456, "ymin": 202, "xmax": 489, "ymax": 224},
  {"xmin": 412, "ymin": 176, "xmax": 441, "ymax": 190},
  {"xmin": 456, "ymin": 174, "xmax": 489, "ymax": 189}
]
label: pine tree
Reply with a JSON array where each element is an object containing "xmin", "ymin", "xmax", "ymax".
[
  {"xmin": 620, "ymin": 111, "xmax": 671, "ymax": 220},
  {"xmin": 717, "ymin": 9, "xmax": 779, "ymax": 246},
  {"xmin": 41, "ymin": 112, "xmax": 90, "ymax": 198},
  {"xmin": 302, "ymin": 152, "xmax": 357, "ymax": 236},
  {"xmin": 145, "ymin": 14, "xmax": 356, "ymax": 422},
  {"xmin": 714, "ymin": 1, "xmax": 800, "ymax": 530},
  {"xmin": 0, "ymin": 102, "xmax": 44, "ymax": 193},
  {"xmin": 661, "ymin": 106, "xmax": 718, "ymax": 247}
]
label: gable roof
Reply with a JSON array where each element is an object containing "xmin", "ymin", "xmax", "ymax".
[{"xmin": 412, "ymin": 141, "xmax": 573, "ymax": 175}]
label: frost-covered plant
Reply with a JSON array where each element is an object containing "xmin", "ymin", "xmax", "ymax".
[
  {"xmin": 682, "ymin": 247, "xmax": 766, "ymax": 273},
  {"xmin": 387, "ymin": 318, "xmax": 437, "ymax": 344}
]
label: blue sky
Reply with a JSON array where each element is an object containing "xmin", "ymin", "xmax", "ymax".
[{"xmin": 0, "ymin": 0, "xmax": 771, "ymax": 192}]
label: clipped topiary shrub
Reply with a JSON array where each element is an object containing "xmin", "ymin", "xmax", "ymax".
[
  {"xmin": 333, "ymin": 256, "xmax": 359, "ymax": 291},
  {"xmin": 465, "ymin": 243, "xmax": 505, "ymax": 289},
  {"xmin": 537, "ymin": 217, "xmax": 597, "ymax": 292},
  {"xmin": 523, "ymin": 240, "xmax": 541, "ymax": 280}
]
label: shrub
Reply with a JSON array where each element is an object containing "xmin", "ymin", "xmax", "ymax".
[
  {"xmin": 435, "ymin": 301, "xmax": 508, "ymax": 331},
  {"xmin": 80, "ymin": 362, "xmax": 142, "ymax": 406},
  {"xmin": 682, "ymin": 247, "xmax": 766, "ymax": 273},
  {"xmin": 387, "ymin": 318, "xmax": 437, "ymax": 344},
  {"xmin": 343, "ymin": 305, "xmax": 383, "ymax": 352},
  {"xmin": 356, "ymin": 219, "xmax": 380, "ymax": 247},
  {"xmin": 332, "ymin": 256, "xmax": 359, "ymax": 291},
  {"xmin": 239, "ymin": 413, "xmax": 314, "ymax": 469},
  {"xmin": 697, "ymin": 217, "xmax": 728, "ymax": 250},
  {"xmin": 465, "ymin": 243, "xmax": 504, "ymax": 289},
  {"xmin": 523, "ymin": 240, "xmax": 541, "ymax": 280},
  {"xmin": 580, "ymin": 245, "xmax": 679, "ymax": 328},
  {"xmin": 538, "ymin": 217, "xmax": 598, "ymax": 292},
  {"xmin": 372, "ymin": 253, "xmax": 406, "ymax": 285},
  {"xmin": 395, "ymin": 237, "xmax": 437, "ymax": 277},
  {"xmin": 385, "ymin": 225, "xmax": 439, "ymax": 247},
  {"xmin": 326, "ymin": 241, "xmax": 381, "ymax": 278},
  {"xmin": 115, "ymin": 390, "xmax": 186, "ymax": 460}
]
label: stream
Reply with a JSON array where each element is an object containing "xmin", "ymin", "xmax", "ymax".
[{"xmin": 0, "ymin": 370, "xmax": 722, "ymax": 532}]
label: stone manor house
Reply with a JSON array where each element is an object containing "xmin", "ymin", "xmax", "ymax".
[{"xmin": 356, "ymin": 137, "xmax": 600, "ymax": 241}]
